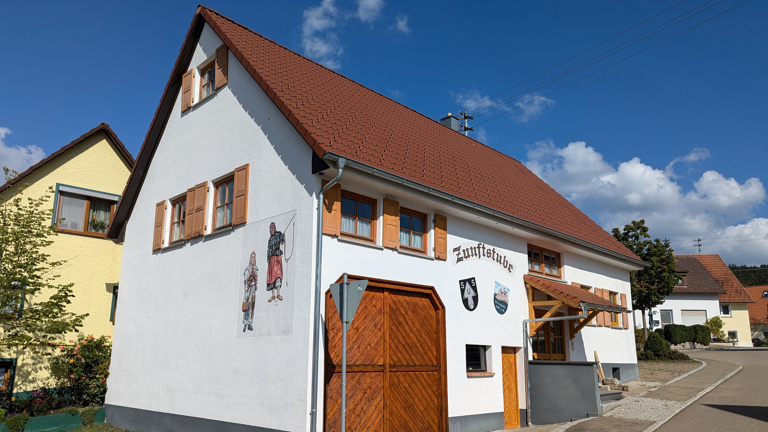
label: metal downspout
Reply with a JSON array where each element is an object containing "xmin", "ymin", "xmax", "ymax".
[
  {"xmin": 310, "ymin": 158, "xmax": 346, "ymax": 432},
  {"xmin": 522, "ymin": 303, "xmax": 589, "ymax": 427}
]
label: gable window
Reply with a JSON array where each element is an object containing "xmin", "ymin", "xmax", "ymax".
[
  {"xmin": 170, "ymin": 197, "xmax": 186, "ymax": 243},
  {"xmin": 763, "ymin": 291, "xmax": 767, "ymax": 298},
  {"xmin": 214, "ymin": 176, "xmax": 234, "ymax": 230},
  {"xmin": 53, "ymin": 185, "xmax": 118, "ymax": 238},
  {"xmin": 528, "ymin": 245, "xmax": 561, "ymax": 279},
  {"xmin": 200, "ymin": 63, "xmax": 215, "ymax": 99},
  {"xmin": 399, "ymin": 208, "xmax": 426, "ymax": 253},
  {"xmin": 465, "ymin": 345, "xmax": 488, "ymax": 372},
  {"xmin": 720, "ymin": 304, "xmax": 731, "ymax": 317},
  {"xmin": 340, "ymin": 191, "xmax": 376, "ymax": 242}
]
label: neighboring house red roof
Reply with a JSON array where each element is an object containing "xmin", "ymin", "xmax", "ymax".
[
  {"xmin": 523, "ymin": 274, "xmax": 627, "ymax": 312},
  {"xmin": 0, "ymin": 123, "xmax": 135, "ymax": 194},
  {"xmin": 672, "ymin": 255, "xmax": 726, "ymax": 294},
  {"xmin": 744, "ymin": 285, "xmax": 768, "ymax": 324},
  {"xmin": 108, "ymin": 6, "xmax": 641, "ymax": 266},
  {"xmin": 684, "ymin": 255, "xmax": 755, "ymax": 303}
]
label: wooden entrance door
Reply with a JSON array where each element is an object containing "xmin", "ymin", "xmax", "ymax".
[
  {"xmin": 502, "ymin": 347, "xmax": 520, "ymax": 429},
  {"xmin": 324, "ymin": 277, "xmax": 447, "ymax": 431}
]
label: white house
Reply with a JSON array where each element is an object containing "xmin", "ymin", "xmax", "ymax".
[{"xmin": 105, "ymin": 6, "xmax": 645, "ymax": 431}]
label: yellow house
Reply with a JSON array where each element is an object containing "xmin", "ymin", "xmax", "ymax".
[{"xmin": 0, "ymin": 123, "xmax": 134, "ymax": 393}]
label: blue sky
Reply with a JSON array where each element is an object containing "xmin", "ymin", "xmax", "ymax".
[{"xmin": 1, "ymin": 0, "xmax": 766, "ymax": 264}]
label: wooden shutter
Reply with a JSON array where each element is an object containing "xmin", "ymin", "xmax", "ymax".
[
  {"xmin": 187, "ymin": 181, "xmax": 208, "ymax": 239},
  {"xmin": 181, "ymin": 70, "xmax": 194, "ymax": 112},
  {"xmin": 595, "ymin": 288, "xmax": 605, "ymax": 327},
  {"xmin": 434, "ymin": 214, "xmax": 447, "ymax": 260},
  {"xmin": 184, "ymin": 187, "xmax": 196, "ymax": 240},
  {"xmin": 232, "ymin": 164, "xmax": 249, "ymax": 226},
  {"xmin": 322, "ymin": 182, "xmax": 341, "ymax": 236},
  {"xmin": 382, "ymin": 198, "xmax": 400, "ymax": 249},
  {"xmin": 215, "ymin": 45, "xmax": 228, "ymax": 89},
  {"xmin": 153, "ymin": 201, "xmax": 165, "ymax": 251},
  {"xmin": 621, "ymin": 293, "xmax": 629, "ymax": 329}
]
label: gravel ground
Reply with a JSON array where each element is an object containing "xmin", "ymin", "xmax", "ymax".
[
  {"xmin": 604, "ymin": 396, "xmax": 685, "ymax": 421},
  {"xmin": 637, "ymin": 360, "xmax": 700, "ymax": 384}
]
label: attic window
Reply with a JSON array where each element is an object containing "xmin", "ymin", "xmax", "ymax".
[
  {"xmin": 54, "ymin": 185, "xmax": 119, "ymax": 238},
  {"xmin": 763, "ymin": 291, "xmax": 767, "ymax": 298},
  {"xmin": 200, "ymin": 63, "xmax": 215, "ymax": 99},
  {"xmin": 181, "ymin": 44, "xmax": 228, "ymax": 112}
]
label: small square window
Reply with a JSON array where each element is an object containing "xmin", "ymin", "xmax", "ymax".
[
  {"xmin": 466, "ymin": 345, "xmax": 488, "ymax": 372},
  {"xmin": 727, "ymin": 331, "xmax": 738, "ymax": 341},
  {"xmin": 763, "ymin": 291, "xmax": 768, "ymax": 298},
  {"xmin": 720, "ymin": 304, "xmax": 731, "ymax": 316},
  {"xmin": 660, "ymin": 310, "xmax": 673, "ymax": 325}
]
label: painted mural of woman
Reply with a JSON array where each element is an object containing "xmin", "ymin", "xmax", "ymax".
[
  {"xmin": 242, "ymin": 252, "xmax": 258, "ymax": 332},
  {"xmin": 266, "ymin": 222, "xmax": 285, "ymax": 302}
]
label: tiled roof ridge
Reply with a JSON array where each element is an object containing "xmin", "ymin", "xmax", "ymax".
[
  {"xmin": 693, "ymin": 254, "xmax": 755, "ymax": 303},
  {"xmin": 197, "ymin": 5, "xmax": 513, "ymax": 161},
  {"xmin": 0, "ymin": 123, "xmax": 134, "ymax": 194}
]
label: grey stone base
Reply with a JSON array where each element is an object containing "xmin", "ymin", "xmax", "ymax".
[
  {"xmin": 601, "ymin": 362, "xmax": 639, "ymax": 383},
  {"xmin": 105, "ymin": 405, "xmax": 288, "ymax": 432},
  {"xmin": 449, "ymin": 411, "xmax": 504, "ymax": 432}
]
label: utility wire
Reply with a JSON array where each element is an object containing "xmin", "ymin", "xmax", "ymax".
[
  {"xmin": 472, "ymin": 0, "xmax": 725, "ymax": 119},
  {"xmin": 464, "ymin": 0, "xmax": 692, "ymax": 112},
  {"xmin": 473, "ymin": 0, "xmax": 752, "ymax": 128}
]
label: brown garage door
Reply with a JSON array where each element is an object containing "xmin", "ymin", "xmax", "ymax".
[{"xmin": 324, "ymin": 276, "xmax": 447, "ymax": 431}]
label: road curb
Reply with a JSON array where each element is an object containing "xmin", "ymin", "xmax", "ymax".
[{"xmin": 642, "ymin": 358, "xmax": 743, "ymax": 432}]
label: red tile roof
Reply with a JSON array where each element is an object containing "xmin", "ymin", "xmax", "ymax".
[
  {"xmin": 524, "ymin": 274, "xmax": 627, "ymax": 311},
  {"xmin": 0, "ymin": 123, "xmax": 134, "ymax": 194},
  {"xmin": 744, "ymin": 285, "xmax": 768, "ymax": 324},
  {"xmin": 685, "ymin": 255, "xmax": 755, "ymax": 303},
  {"xmin": 672, "ymin": 255, "xmax": 726, "ymax": 294},
  {"xmin": 109, "ymin": 6, "xmax": 642, "ymax": 265}
]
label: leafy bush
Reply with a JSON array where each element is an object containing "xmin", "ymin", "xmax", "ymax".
[
  {"xmin": 50, "ymin": 334, "xmax": 112, "ymax": 407},
  {"xmin": 693, "ymin": 325, "xmax": 711, "ymax": 347},
  {"xmin": 644, "ymin": 331, "xmax": 667, "ymax": 356},
  {"xmin": 654, "ymin": 328, "xmax": 665, "ymax": 338},
  {"xmin": 705, "ymin": 316, "xmax": 726, "ymax": 341},
  {"xmin": 81, "ymin": 406, "xmax": 98, "ymax": 427},
  {"xmin": 638, "ymin": 329, "xmax": 690, "ymax": 360},
  {"xmin": 635, "ymin": 328, "xmax": 646, "ymax": 346},
  {"xmin": 5, "ymin": 413, "xmax": 29, "ymax": 432},
  {"xmin": 2, "ymin": 388, "xmax": 74, "ymax": 417},
  {"xmin": 664, "ymin": 324, "xmax": 687, "ymax": 345}
]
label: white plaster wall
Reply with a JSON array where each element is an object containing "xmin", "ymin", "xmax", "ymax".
[
  {"xmin": 632, "ymin": 294, "xmax": 720, "ymax": 329},
  {"xmin": 106, "ymin": 25, "xmax": 317, "ymax": 432}
]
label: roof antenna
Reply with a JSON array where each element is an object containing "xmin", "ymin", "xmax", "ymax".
[
  {"xmin": 694, "ymin": 238, "xmax": 702, "ymax": 254},
  {"xmin": 457, "ymin": 110, "xmax": 473, "ymax": 136}
]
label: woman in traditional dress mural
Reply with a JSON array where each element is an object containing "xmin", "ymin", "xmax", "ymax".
[
  {"xmin": 266, "ymin": 222, "xmax": 285, "ymax": 302},
  {"xmin": 242, "ymin": 252, "xmax": 258, "ymax": 332}
]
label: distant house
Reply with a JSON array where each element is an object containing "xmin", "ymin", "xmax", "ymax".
[
  {"xmin": 640, "ymin": 255, "xmax": 754, "ymax": 346},
  {"xmin": 0, "ymin": 124, "xmax": 133, "ymax": 394},
  {"xmin": 744, "ymin": 285, "xmax": 768, "ymax": 342},
  {"xmin": 103, "ymin": 6, "xmax": 645, "ymax": 431}
]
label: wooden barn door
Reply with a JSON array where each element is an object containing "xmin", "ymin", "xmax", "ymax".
[{"xmin": 324, "ymin": 277, "xmax": 447, "ymax": 431}]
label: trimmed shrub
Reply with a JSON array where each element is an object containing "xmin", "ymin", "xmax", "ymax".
[
  {"xmin": 81, "ymin": 406, "xmax": 98, "ymax": 427},
  {"xmin": 644, "ymin": 331, "xmax": 667, "ymax": 356},
  {"xmin": 685, "ymin": 326, "xmax": 696, "ymax": 344},
  {"xmin": 664, "ymin": 324, "xmax": 687, "ymax": 345},
  {"xmin": 654, "ymin": 328, "xmax": 665, "ymax": 337},
  {"xmin": 5, "ymin": 413, "xmax": 29, "ymax": 432},
  {"xmin": 693, "ymin": 325, "xmax": 711, "ymax": 347}
]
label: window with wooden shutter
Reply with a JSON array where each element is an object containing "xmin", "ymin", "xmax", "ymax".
[
  {"xmin": 232, "ymin": 164, "xmax": 249, "ymax": 226},
  {"xmin": 181, "ymin": 70, "xmax": 193, "ymax": 112},
  {"xmin": 153, "ymin": 201, "xmax": 165, "ymax": 251},
  {"xmin": 322, "ymin": 183, "xmax": 341, "ymax": 236},
  {"xmin": 215, "ymin": 45, "xmax": 228, "ymax": 89},
  {"xmin": 382, "ymin": 198, "xmax": 399, "ymax": 249},
  {"xmin": 434, "ymin": 214, "xmax": 447, "ymax": 260},
  {"xmin": 595, "ymin": 288, "xmax": 605, "ymax": 326},
  {"xmin": 399, "ymin": 207, "xmax": 427, "ymax": 254},
  {"xmin": 186, "ymin": 181, "xmax": 208, "ymax": 239},
  {"xmin": 621, "ymin": 293, "xmax": 629, "ymax": 329}
]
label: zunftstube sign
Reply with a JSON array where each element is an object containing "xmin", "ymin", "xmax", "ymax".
[{"xmin": 453, "ymin": 242, "xmax": 515, "ymax": 275}]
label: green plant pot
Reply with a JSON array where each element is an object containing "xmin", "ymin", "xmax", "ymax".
[
  {"xmin": 23, "ymin": 413, "xmax": 82, "ymax": 432},
  {"xmin": 94, "ymin": 407, "xmax": 106, "ymax": 424}
]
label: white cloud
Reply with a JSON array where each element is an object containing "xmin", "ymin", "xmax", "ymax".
[
  {"xmin": 664, "ymin": 147, "xmax": 709, "ymax": 178},
  {"xmin": 0, "ymin": 127, "xmax": 46, "ymax": 174},
  {"xmin": 524, "ymin": 140, "xmax": 768, "ymax": 264},
  {"xmin": 451, "ymin": 90, "xmax": 554, "ymax": 123},
  {"xmin": 302, "ymin": 0, "xmax": 343, "ymax": 69},
  {"xmin": 356, "ymin": 0, "xmax": 384, "ymax": 24},
  {"xmin": 392, "ymin": 14, "xmax": 411, "ymax": 34}
]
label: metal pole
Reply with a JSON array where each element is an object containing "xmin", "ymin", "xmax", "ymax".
[{"xmin": 341, "ymin": 273, "xmax": 348, "ymax": 431}]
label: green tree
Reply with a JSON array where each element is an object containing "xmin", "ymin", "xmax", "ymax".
[
  {"xmin": 612, "ymin": 219, "xmax": 677, "ymax": 339},
  {"xmin": 0, "ymin": 168, "xmax": 86, "ymax": 357}
]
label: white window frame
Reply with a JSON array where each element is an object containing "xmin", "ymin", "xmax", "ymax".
[{"xmin": 720, "ymin": 304, "xmax": 732, "ymax": 317}]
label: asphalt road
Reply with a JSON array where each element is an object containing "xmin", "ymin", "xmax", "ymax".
[{"xmin": 658, "ymin": 348, "xmax": 768, "ymax": 432}]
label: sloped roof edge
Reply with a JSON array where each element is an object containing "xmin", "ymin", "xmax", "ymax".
[
  {"xmin": 0, "ymin": 123, "xmax": 134, "ymax": 194},
  {"xmin": 524, "ymin": 274, "xmax": 629, "ymax": 313}
]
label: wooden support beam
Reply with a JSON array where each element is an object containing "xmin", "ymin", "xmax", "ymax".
[
  {"xmin": 570, "ymin": 310, "xmax": 600, "ymax": 339},
  {"xmin": 530, "ymin": 300, "xmax": 562, "ymax": 307},
  {"xmin": 526, "ymin": 284, "xmax": 535, "ymax": 320},
  {"xmin": 529, "ymin": 301, "xmax": 564, "ymax": 336}
]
